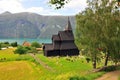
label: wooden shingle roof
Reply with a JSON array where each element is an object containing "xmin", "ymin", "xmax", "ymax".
[
  {"xmin": 65, "ymin": 17, "xmax": 72, "ymax": 31},
  {"xmin": 52, "ymin": 35, "xmax": 60, "ymax": 41},
  {"xmin": 58, "ymin": 31, "xmax": 74, "ymax": 41},
  {"xmin": 60, "ymin": 42, "xmax": 78, "ymax": 50},
  {"xmin": 44, "ymin": 44, "xmax": 53, "ymax": 50}
]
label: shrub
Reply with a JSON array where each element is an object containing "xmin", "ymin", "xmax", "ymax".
[
  {"xmin": 0, "ymin": 43, "xmax": 1, "ymax": 50},
  {"xmin": 4, "ymin": 42, "xmax": 9, "ymax": 44},
  {"xmin": 31, "ymin": 42, "xmax": 41, "ymax": 48},
  {"xmin": 69, "ymin": 76, "xmax": 80, "ymax": 80},
  {"xmin": 14, "ymin": 46, "xmax": 28, "ymax": 54},
  {"xmin": 86, "ymin": 57, "xmax": 91, "ymax": 63},
  {"xmin": 69, "ymin": 76, "xmax": 87, "ymax": 80},
  {"xmin": 0, "ymin": 42, "xmax": 10, "ymax": 48},
  {"xmin": 28, "ymin": 47, "xmax": 38, "ymax": 53},
  {"xmin": 11, "ymin": 42, "xmax": 18, "ymax": 47},
  {"xmin": 99, "ymin": 65, "xmax": 117, "ymax": 72}
]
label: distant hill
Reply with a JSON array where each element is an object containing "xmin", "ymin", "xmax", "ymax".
[{"xmin": 0, "ymin": 11, "xmax": 75, "ymax": 38}]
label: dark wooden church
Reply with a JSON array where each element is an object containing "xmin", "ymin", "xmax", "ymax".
[{"xmin": 43, "ymin": 18, "xmax": 79, "ymax": 57}]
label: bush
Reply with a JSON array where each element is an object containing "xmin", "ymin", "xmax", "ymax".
[
  {"xmin": 11, "ymin": 42, "xmax": 18, "ymax": 47},
  {"xmin": 86, "ymin": 57, "xmax": 91, "ymax": 63},
  {"xmin": 0, "ymin": 43, "xmax": 1, "ymax": 50},
  {"xmin": 4, "ymin": 42, "xmax": 9, "ymax": 44},
  {"xmin": 99, "ymin": 65, "xmax": 117, "ymax": 72},
  {"xmin": 31, "ymin": 42, "xmax": 41, "ymax": 48},
  {"xmin": 69, "ymin": 76, "xmax": 80, "ymax": 80},
  {"xmin": 28, "ymin": 47, "xmax": 38, "ymax": 53},
  {"xmin": 0, "ymin": 42, "xmax": 10, "ymax": 48},
  {"xmin": 14, "ymin": 46, "xmax": 28, "ymax": 54},
  {"xmin": 69, "ymin": 76, "xmax": 87, "ymax": 80}
]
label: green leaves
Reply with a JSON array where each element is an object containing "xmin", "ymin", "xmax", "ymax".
[
  {"xmin": 49, "ymin": 0, "xmax": 70, "ymax": 9},
  {"xmin": 76, "ymin": 0, "xmax": 120, "ymax": 67}
]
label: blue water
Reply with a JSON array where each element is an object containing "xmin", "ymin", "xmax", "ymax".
[{"xmin": 0, "ymin": 38, "xmax": 52, "ymax": 44}]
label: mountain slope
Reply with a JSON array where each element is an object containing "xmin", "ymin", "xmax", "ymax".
[{"xmin": 0, "ymin": 12, "xmax": 75, "ymax": 38}]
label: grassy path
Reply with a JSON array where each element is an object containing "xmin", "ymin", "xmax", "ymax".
[
  {"xmin": 29, "ymin": 53, "xmax": 54, "ymax": 72},
  {"xmin": 95, "ymin": 70, "xmax": 120, "ymax": 80}
]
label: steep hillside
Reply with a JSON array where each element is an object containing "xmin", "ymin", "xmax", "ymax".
[{"xmin": 0, "ymin": 11, "xmax": 75, "ymax": 38}]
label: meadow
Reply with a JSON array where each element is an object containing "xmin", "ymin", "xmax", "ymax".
[{"xmin": 0, "ymin": 48, "xmax": 105, "ymax": 80}]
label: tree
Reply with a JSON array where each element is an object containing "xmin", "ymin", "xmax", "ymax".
[
  {"xmin": 49, "ymin": 0, "xmax": 120, "ymax": 9},
  {"xmin": 0, "ymin": 43, "xmax": 1, "ymax": 50},
  {"xmin": 49, "ymin": 0, "xmax": 70, "ymax": 9},
  {"xmin": 11, "ymin": 42, "xmax": 18, "ymax": 47},
  {"xmin": 14, "ymin": 46, "xmax": 28, "ymax": 54},
  {"xmin": 76, "ymin": 0, "xmax": 120, "ymax": 68},
  {"xmin": 49, "ymin": 0, "xmax": 120, "ymax": 67},
  {"xmin": 4, "ymin": 42, "xmax": 9, "ymax": 44},
  {"xmin": 31, "ymin": 42, "xmax": 41, "ymax": 48}
]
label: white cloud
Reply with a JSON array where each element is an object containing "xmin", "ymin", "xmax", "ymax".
[
  {"xmin": 0, "ymin": 0, "xmax": 25, "ymax": 13},
  {"xmin": 0, "ymin": 0, "xmax": 61, "ymax": 15},
  {"xmin": 0, "ymin": 0, "xmax": 87, "ymax": 15},
  {"xmin": 64, "ymin": 0, "xmax": 87, "ymax": 11},
  {"xmin": 26, "ymin": 7, "xmax": 61, "ymax": 15}
]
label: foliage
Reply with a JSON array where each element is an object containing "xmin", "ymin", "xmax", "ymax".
[
  {"xmin": 69, "ymin": 72, "xmax": 105, "ymax": 80},
  {"xmin": 31, "ymin": 42, "xmax": 41, "ymax": 48},
  {"xmin": 86, "ymin": 57, "xmax": 91, "ymax": 63},
  {"xmin": 4, "ymin": 42, "xmax": 9, "ymax": 44},
  {"xmin": 14, "ymin": 46, "xmax": 28, "ymax": 54},
  {"xmin": 0, "ymin": 43, "xmax": 1, "ymax": 50},
  {"xmin": 14, "ymin": 45, "xmax": 39, "ymax": 55},
  {"xmin": 11, "ymin": 42, "xmax": 18, "ymax": 47},
  {"xmin": 76, "ymin": 0, "xmax": 120, "ymax": 68},
  {"xmin": 49, "ymin": 0, "xmax": 70, "ymax": 9},
  {"xmin": 0, "ymin": 42, "xmax": 10, "ymax": 48},
  {"xmin": 99, "ymin": 65, "xmax": 120, "ymax": 72}
]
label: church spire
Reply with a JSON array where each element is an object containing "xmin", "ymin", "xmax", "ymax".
[{"xmin": 65, "ymin": 17, "xmax": 72, "ymax": 31}]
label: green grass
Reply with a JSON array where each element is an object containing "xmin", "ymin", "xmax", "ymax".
[
  {"xmin": 70, "ymin": 72, "xmax": 105, "ymax": 80},
  {"xmin": 0, "ymin": 48, "xmax": 19, "ymax": 61},
  {"xmin": 0, "ymin": 61, "xmax": 41, "ymax": 80},
  {"xmin": 0, "ymin": 48, "xmax": 34, "ymax": 62},
  {"xmin": 0, "ymin": 49, "xmax": 105, "ymax": 80},
  {"xmin": 119, "ymin": 76, "xmax": 120, "ymax": 80},
  {"xmin": 36, "ymin": 54, "xmax": 94, "ymax": 80}
]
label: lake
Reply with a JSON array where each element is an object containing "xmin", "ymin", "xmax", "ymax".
[{"xmin": 0, "ymin": 38, "xmax": 52, "ymax": 44}]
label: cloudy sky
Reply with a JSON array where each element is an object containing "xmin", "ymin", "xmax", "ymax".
[{"xmin": 0, "ymin": 0, "xmax": 87, "ymax": 15}]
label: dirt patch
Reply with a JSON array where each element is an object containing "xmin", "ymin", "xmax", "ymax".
[{"xmin": 96, "ymin": 70, "xmax": 120, "ymax": 80}]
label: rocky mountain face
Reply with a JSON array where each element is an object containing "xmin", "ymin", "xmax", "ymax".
[{"xmin": 0, "ymin": 11, "xmax": 75, "ymax": 38}]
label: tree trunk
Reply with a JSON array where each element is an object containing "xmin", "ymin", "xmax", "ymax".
[
  {"xmin": 93, "ymin": 55, "xmax": 97, "ymax": 69},
  {"xmin": 104, "ymin": 51, "xmax": 109, "ymax": 66}
]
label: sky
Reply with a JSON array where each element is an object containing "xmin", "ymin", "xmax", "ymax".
[{"xmin": 0, "ymin": 0, "xmax": 87, "ymax": 15}]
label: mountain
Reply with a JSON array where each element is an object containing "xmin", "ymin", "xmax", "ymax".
[{"xmin": 0, "ymin": 11, "xmax": 75, "ymax": 38}]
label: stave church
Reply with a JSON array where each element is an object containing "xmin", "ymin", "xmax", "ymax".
[{"xmin": 43, "ymin": 18, "xmax": 79, "ymax": 57}]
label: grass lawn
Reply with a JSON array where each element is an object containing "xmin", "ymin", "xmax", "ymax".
[
  {"xmin": 36, "ymin": 54, "xmax": 103, "ymax": 80},
  {"xmin": 0, "ymin": 48, "xmax": 105, "ymax": 80},
  {"xmin": 0, "ymin": 61, "xmax": 41, "ymax": 80},
  {"xmin": 0, "ymin": 48, "xmax": 19, "ymax": 61}
]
